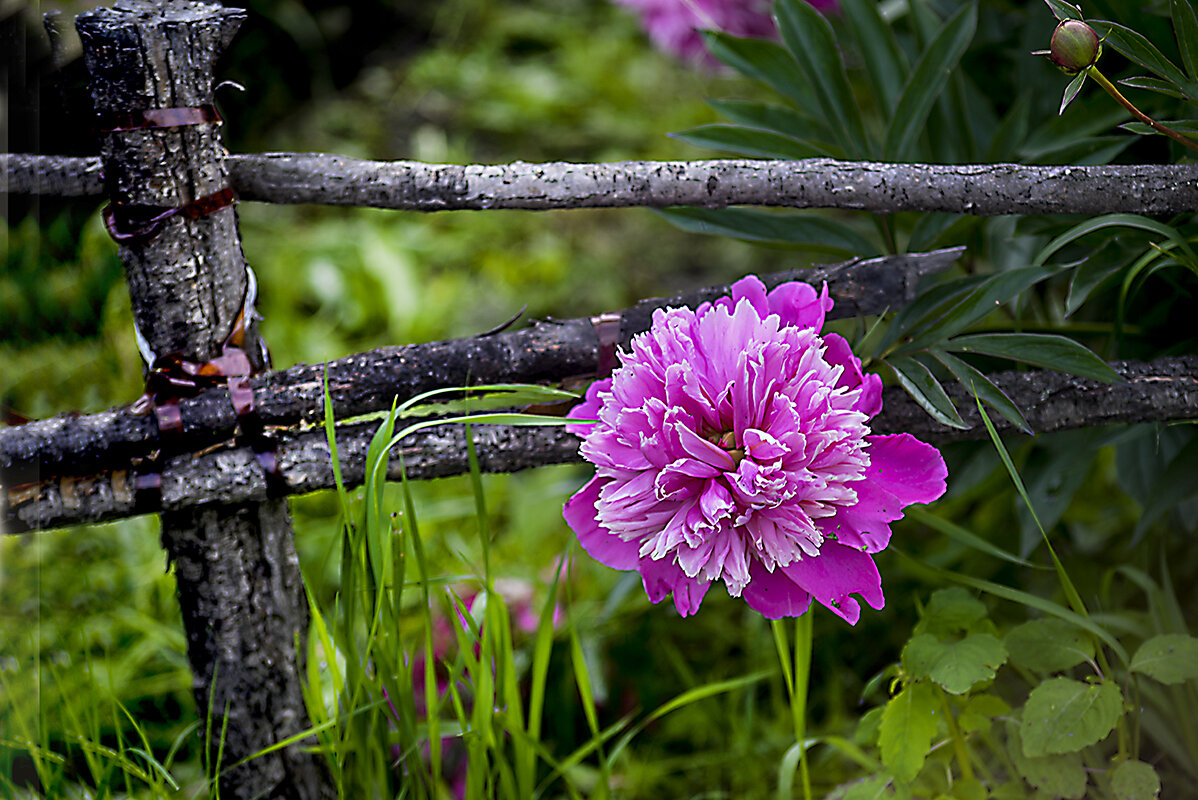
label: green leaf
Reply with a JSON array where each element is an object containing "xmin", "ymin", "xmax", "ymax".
[
  {"xmin": 1090, "ymin": 20, "xmax": 1198, "ymax": 98},
  {"xmin": 903, "ymin": 633, "xmax": 1007, "ymax": 694},
  {"xmin": 1173, "ymin": 0, "xmax": 1198, "ymax": 81},
  {"xmin": 876, "ymin": 275, "xmax": 989, "ymax": 354},
  {"xmin": 897, "ymin": 265, "xmax": 1056, "ymax": 354},
  {"xmin": 670, "ymin": 124, "xmax": 830, "ymax": 159},
  {"xmin": 958, "ymin": 694, "xmax": 1011, "ymax": 735},
  {"xmin": 1119, "ymin": 118, "xmax": 1198, "ymax": 134},
  {"xmin": 884, "ymin": 3, "xmax": 977, "ymax": 161},
  {"xmin": 946, "ymin": 333, "xmax": 1122, "ymax": 383},
  {"xmin": 705, "ymin": 98, "xmax": 830, "ymax": 144},
  {"xmin": 916, "ymin": 587, "xmax": 988, "ymax": 637},
  {"xmin": 1130, "ymin": 633, "xmax": 1198, "ymax": 684},
  {"xmin": 1133, "ymin": 433, "xmax": 1198, "ymax": 536},
  {"xmin": 840, "ymin": 0, "xmax": 909, "ymax": 113},
  {"xmin": 1034, "ymin": 213, "xmax": 1198, "ymax": 269},
  {"xmin": 1066, "ymin": 256, "xmax": 1122, "ymax": 315},
  {"xmin": 1117, "ymin": 76, "xmax": 1187, "ymax": 99},
  {"xmin": 1006, "ymin": 721, "xmax": 1088, "ymax": 798},
  {"xmin": 931, "ymin": 349, "xmax": 1032, "ymax": 433},
  {"xmin": 1059, "ymin": 70, "xmax": 1088, "ymax": 115},
  {"xmin": 904, "ymin": 507, "xmax": 1037, "ymax": 568},
  {"xmin": 774, "ymin": 0, "xmax": 870, "ymax": 158},
  {"xmin": 879, "ymin": 681, "xmax": 939, "ymax": 783},
  {"xmin": 1111, "ymin": 759, "xmax": 1162, "ymax": 800},
  {"xmin": 657, "ymin": 207, "xmax": 879, "ymax": 253},
  {"xmin": 1044, "ymin": 0, "xmax": 1084, "ymax": 21},
  {"xmin": 906, "ymin": 212, "xmax": 967, "ymax": 253},
  {"xmin": 1021, "ymin": 677, "xmax": 1123, "ymax": 756},
  {"xmin": 887, "ymin": 356, "xmax": 969, "ymax": 429},
  {"xmin": 701, "ymin": 31, "xmax": 825, "ymax": 124},
  {"xmin": 1004, "ymin": 618, "xmax": 1095, "ymax": 672}
]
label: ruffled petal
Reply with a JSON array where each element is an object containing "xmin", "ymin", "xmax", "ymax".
[
  {"xmin": 564, "ymin": 477, "xmax": 641, "ymax": 570},
  {"xmin": 822, "ymin": 333, "xmax": 883, "ymax": 418},
  {"xmin": 639, "ymin": 555, "xmax": 711, "ymax": 617},
  {"xmin": 742, "ymin": 558, "xmax": 812, "ymax": 619},
  {"xmin": 780, "ymin": 542, "xmax": 883, "ymax": 625},
  {"xmin": 767, "ymin": 280, "xmax": 831, "ymax": 331},
  {"xmin": 566, "ymin": 379, "xmax": 610, "ymax": 436}
]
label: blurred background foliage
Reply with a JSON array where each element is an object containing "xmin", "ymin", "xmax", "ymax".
[{"xmin": 2, "ymin": 0, "xmax": 1197, "ymax": 796}]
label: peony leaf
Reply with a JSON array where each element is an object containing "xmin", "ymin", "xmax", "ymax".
[
  {"xmin": 1117, "ymin": 76, "xmax": 1188, "ymax": 99},
  {"xmin": 670, "ymin": 124, "xmax": 832, "ymax": 160},
  {"xmin": 705, "ymin": 98, "xmax": 830, "ymax": 143},
  {"xmin": 1021, "ymin": 677, "xmax": 1123, "ymax": 756},
  {"xmin": 946, "ymin": 332, "xmax": 1122, "ymax": 383},
  {"xmin": 1090, "ymin": 20, "xmax": 1198, "ymax": 99},
  {"xmin": 701, "ymin": 31, "xmax": 825, "ymax": 124},
  {"xmin": 839, "ymin": 0, "xmax": 909, "ymax": 114},
  {"xmin": 1033, "ymin": 213, "xmax": 1198, "ymax": 269},
  {"xmin": 879, "ymin": 681, "xmax": 939, "ymax": 782},
  {"xmin": 884, "ymin": 3, "xmax": 977, "ymax": 161},
  {"xmin": 1134, "ymin": 437, "xmax": 1198, "ymax": 537},
  {"xmin": 657, "ymin": 207, "xmax": 880, "ymax": 254},
  {"xmin": 1044, "ymin": 0, "xmax": 1084, "ymax": 22},
  {"xmin": 1066, "ymin": 255, "xmax": 1123, "ymax": 315},
  {"xmin": 1059, "ymin": 70, "xmax": 1088, "ymax": 115},
  {"xmin": 1006, "ymin": 721, "xmax": 1088, "ymax": 798},
  {"xmin": 930, "ymin": 349, "xmax": 1032, "ymax": 433},
  {"xmin": 1111, "ymin": 759, "xmax": 1162, "ymax": 800},
  {"xmin": 774, "ymin": 0, "xmax": 871, "ymax": 158},
  {"xmin": 1005, "ymin": 618, "xmax": 1095, "ymax": 672},
  {"xmin": 1173, "ymin": 0, "xmax": 1198, "ymax": 81},
  {"xmin": 887, "ymin": 356, "xmax": 969, "ymax": 429},
  {"xmin": 1129, "ymin": 633, "xmax": 1198, "ymax": 684}
]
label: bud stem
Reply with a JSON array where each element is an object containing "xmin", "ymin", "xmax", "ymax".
[{"xmin": 1086, "ymin": 66, "xmax": 1198, "ymax": 153}]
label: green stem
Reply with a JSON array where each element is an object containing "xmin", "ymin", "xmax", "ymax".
[
  {"xmin": 1087, "ymin": 66, "xmax": 1198, "ymax": 152},
  {"xmin": 938, "ymin": 688, "xmax": 975, "ymax": 781},
  {"xmin": 794, "ymin": 613, "xmax": 813, "ymax": 800}
]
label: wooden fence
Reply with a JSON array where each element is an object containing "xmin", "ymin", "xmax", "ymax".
[{"xmin": 4, "ymin": 1, "xmax": 1198, "ymax": 797}]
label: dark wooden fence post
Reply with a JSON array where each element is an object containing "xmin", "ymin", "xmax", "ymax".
[{"xmin": 75, "ymin": 3, "xmax": 333, "ymax": 797}]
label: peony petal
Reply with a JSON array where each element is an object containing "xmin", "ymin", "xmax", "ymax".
[
  {"xmin": 728, "ymin": 274, "xmax": 770, "ymax": 318},
  {"xmin": 822, "ymin": 333, "xmax": 883, "ymax": 418},
  {"xmin": 639, "ymin": 555, "xmax": 711, "ymax": 617},
  {"xmin": 780, "ymin": 542, "xmax": 884, "ymax": 625},
  {"xmin": 564, "ymin": 477, "xmax": 641, "ymax": 570},
  {"xmin": 566, "ymin": 378, "xmax": 610, "ymax": 436},
  {"xmin": 864, "ymin": 433, "xmax": 948, "ymax": 507},
  {"xmin": 767, "ymin": 280, "xmax": 831, "ymax": 331},
  {"xmin": 742, "ymin": 558, "xmax": 812, "ymax": 619}
]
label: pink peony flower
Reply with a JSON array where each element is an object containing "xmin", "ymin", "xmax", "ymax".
[
  {"xmin": 563, "ymin": 276, "xmax": 947, "ymax": 623},
  {"xmin": 614, "ymin": 0, "xmax": 838, "ymax": 65}
]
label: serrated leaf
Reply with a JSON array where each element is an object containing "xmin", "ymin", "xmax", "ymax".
[
  {"xmin": 1111, "ymin": 759, "xmax": 1162, "ymax": 800},
  {"xmin": 840, "ymin": 0, "xmax": 909, "ymax": 113},
  {"xmin": 1173, "ymin": 0, "xmax": 1198, "ymax": 81},
  {"xmin": 1004, "ymin": 618, "xmax": 1095, "ymax": 672},
  {"xmin": 903, "ymin": 634, "xmax": 1007, "ymax": 694},
  {"xmin": 701, "ymin": 31, "xmax": 825, "ymax": 125},
  {"xmin": 705, "ymin": 98, "xmax": 830, "ymax": 144},
  {"xmin": 1006, "ymin": 721, "xmax": 1088, "ymax": 798},
  {"xmin": 917, "ymin": 587, "xmax": 988, "ymax": 636},
  {"xmin": 1059, "ymin": 70, "xmax": 1088, "ymax": 115},
  {"xmin": 1134, "ymin": 435, "xmax": 1198, "ymax": 536},
  {"xmin": 775, "ymin": 0, "xmax": 870, "ymax": 158},
  {"xmin": 884, "ymin": 3, "xmax": 977, "ymax": 161},
  {"xmin": 1044, "ymin": 0, "xmax": 1084, "ymax": 21},
  {"xmin": 879, "ymin": 681, "xmax": 939, "ymax": 782},
  {"xmin": 1090, "ymin": 20, "xmax": 1198, "ymax": 99},
  {"xmin": 1117, "ymin": 75, "xmax": 1187, "ymax": 99},
  {"xmin": 946, "ymin": 333, "xmax": 1122, "ymax": 383},
  {"xmin": 887, "ymin": 356, "xmax": 969, "ymax": 429},
  {"xmin": 959, "ymin": 694, "xmax": 1011, "ymax": 735},
  {"xmin": 658, "ymin": 207, "xmax": 879, "ymax": 253},
  {"xmin": 670, "ymin": 124, "xmax": 830, "ymax": 160},
  {"xmin": 1130, "ymin": 633, "xmax": 1198, "ymax": 684},
  {"xmin": 931, "ymin": 349, "xmax": 1032, "ymax": 433},
  {"xmin": 1021, "ymin": 677, "xmax": 1123, "ymax": 756}
]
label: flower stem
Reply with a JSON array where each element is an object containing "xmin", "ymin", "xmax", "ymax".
[
  {"xmin": 938, "ymin": 688, "xmax": 975, "ymax": 782},
  {"xmin": 1086, "ymin": 66, "xmax": 1198, "ymax": 152},
  {"xmin": 794, "ymin": 613, "xmax": 814, "ymax": 800}
]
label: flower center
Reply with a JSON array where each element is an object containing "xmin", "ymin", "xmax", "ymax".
[{"xmin": 706, "ymin": 429, "xmax": 745, "ymax": 467}]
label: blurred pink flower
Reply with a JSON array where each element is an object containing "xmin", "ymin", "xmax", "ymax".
[
  {"xmin": 564, "ymin": 276, "xmax": 947, "ymax": 623},
  {"xmin": 614, "ymin": 0, "xmax": 838, "ymax": 64}
]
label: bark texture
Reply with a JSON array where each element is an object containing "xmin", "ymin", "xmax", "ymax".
[
  {"xmin": 7, "ymin": 355, "xmax": 1197, "ymax": 533},
  {"xmin": 6, "ymin": 152, "xmax": 1198, "ymax": 215},
  {"xmin": 0, "ymin": 249, "xmax": 960, "ymax": 485},
  {"xmin": 74, "ymin": 4, "xmax": 331, "ymax": 797}
]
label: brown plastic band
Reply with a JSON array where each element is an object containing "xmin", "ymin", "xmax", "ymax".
[
  {"xmin": 591, "ymin": 312, "xmax": 622, "ymax": 376},
  {"xmin": 96, "ymin": 104, "xmax": 222, "ymax": 133},
  {"xmin": 154, "ymin": 403, "xmax": 184, "ymax": 437},
  {"xmin": 132, "ymin": 468, "xmax": 163, "ymax": 512},
  {"xmin": 103, "ymin": 186, "xmax": 237, "ymax": 244}
]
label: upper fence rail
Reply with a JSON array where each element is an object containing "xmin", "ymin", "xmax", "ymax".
[{"xmin": 6, "ymin": 153, "xmax": 1198, "ymax": 216}]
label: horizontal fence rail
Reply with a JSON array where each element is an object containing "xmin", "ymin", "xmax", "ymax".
[
  {"xmin": 6, "ymin": 355, "xmax": 1197, "ymax": 533},
  {"xmin": 0, "ymin": 249, "xmax": 959, "ymax": 486},
  {"xmin": 6, "ymin": 152, "xmax": 1198, "ymax": 215}
]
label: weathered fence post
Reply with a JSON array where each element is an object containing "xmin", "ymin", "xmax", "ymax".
[{"xmin": 75, "ymin": 2, "xmax": 332, "ymax": 797}]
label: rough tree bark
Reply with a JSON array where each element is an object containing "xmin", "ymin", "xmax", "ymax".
[
  {"xmin": 6, "ymin": 152, "xmax": 1198, "ymax": 216},
  {"xmin": 0, "ymin": 248, "xmax": 959, "ymax": 485},
  {"xmin": 74, "ymin": 3, "xmax": 332, "ymax": 797}
]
